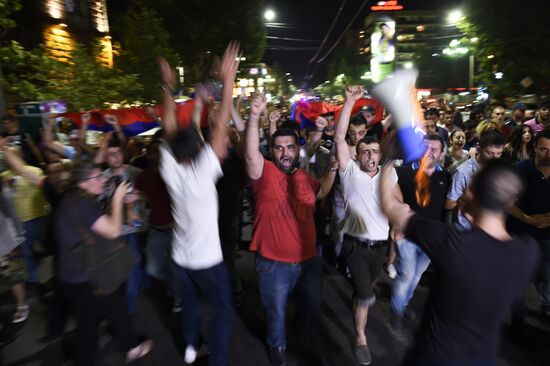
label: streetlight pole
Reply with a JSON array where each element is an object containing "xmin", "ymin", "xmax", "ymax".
[{"xmin": 468, "ymin": 54, "xmax": 474, "ymax": 91}]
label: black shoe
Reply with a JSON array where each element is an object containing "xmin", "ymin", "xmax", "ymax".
[
  {"xmin": 404, "ymin": 307, "xmax": 417, "ymax": 322},
  {"xmin": 270, "ymin": 346, "xmax": 286, "ymax": 366}
]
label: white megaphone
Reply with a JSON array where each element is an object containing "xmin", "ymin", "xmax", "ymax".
[{"xmin": 371, "ymin": 69, "xmax": 426, "ymax": 163}]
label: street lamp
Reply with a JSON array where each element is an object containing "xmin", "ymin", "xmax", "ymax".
[
  {"xmin": 442, "ymin": 39, "xmax": 474, "ymax": 91},
  {"xmin": 264, "ymin": 9, "xmax": 276, "ymax": 22},
  {"xmin": 447, "ymin": 9, "xmax": 463, "ymax": 24}
]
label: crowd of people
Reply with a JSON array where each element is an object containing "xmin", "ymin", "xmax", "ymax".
[{"xmin": 0, "ymin": 41, "xmax": 549, "ymax": 366}]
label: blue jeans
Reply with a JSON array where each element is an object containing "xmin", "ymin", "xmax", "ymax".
[
  {"xmin": 145, "ymin": 228, "xmax": 173, "ymax": 283},
  {"xmin": 538, "ymin": 239, "xmax": 550, "ymax": 307},
  {"xmin": 256, "ymin": 255, "xmax": 322, "ymax": 349},
  {"xmin": 172, "ymin": 261, "xmax": 232, "ymax": 366},
  {"xmin": 391, "ymin": 238, "xmax": 430, "ymax": 316},
  {"xmin": 125, "ymin": 233, "xmax": 145, "ymax": 314},
  {"xmin": 22, "ymin": 217, "xmax": 44, "ymax": 283}
]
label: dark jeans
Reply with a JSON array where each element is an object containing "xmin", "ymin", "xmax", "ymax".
[
  {"xmin": 58, "ymin": 281, "xmax": 139, "ymax": 366},
  {"xmin": 172, "ymin": 261, "xmax": 232, "ymax": 366},
  {"xmin": 125, "ymin": 232, "xmax": 146, "ymax": 314},
  {"xmin": 256, "ymin": 255, "xmax": 323, "ymax": 349}
]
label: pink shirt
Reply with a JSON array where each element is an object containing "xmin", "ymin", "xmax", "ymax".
[{"xmin": 524, "ymin": 118, "xmax": 545, "ymax": 134}]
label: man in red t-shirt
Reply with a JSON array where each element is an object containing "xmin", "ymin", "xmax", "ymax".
[{"xmin": 245, "ymin": 94, "xmax": 337, "ymax": 366}]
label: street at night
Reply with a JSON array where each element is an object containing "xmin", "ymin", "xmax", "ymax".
[{"xmin": 0, "ymin": 1, "xmax": 549, "ymax": 366}]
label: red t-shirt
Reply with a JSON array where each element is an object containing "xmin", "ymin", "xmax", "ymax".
[
  {"xmin": 135, "ymin": 169, "xmax": 173, "ymax": 227},
  {"xmin": 250, "ymin": 160, "xmax": 320, "ymax": 263}
]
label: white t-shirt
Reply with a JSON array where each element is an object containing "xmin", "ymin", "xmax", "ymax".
[
  {"xmin": 160, "ymin": 144, "xmax": 224, "ymax": 270},
  {"xmin": 339, "ymin": 160, "xmax": 397, "ymax": 241}
]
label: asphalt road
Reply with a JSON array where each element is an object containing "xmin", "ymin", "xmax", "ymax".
[{"xmin": 1, "ymin": 248, "xmax": 549, "ymax": 366}]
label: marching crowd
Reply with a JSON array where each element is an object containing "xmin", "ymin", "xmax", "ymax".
[{"xmin": 0, "ymin": 42, "xmax": 549, "ymax": 366}]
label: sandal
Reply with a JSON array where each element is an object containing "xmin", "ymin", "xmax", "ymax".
[
  {"xmin": 12, "ymin": 304, "xmax": 30, "ymax": 324},
  {"xmin": 126, "ymin": 339, "xmax": 154, "ymax": 363}
]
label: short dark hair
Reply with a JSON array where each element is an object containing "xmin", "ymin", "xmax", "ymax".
[
  {"xmin": 320, "ymin": 112, "xmax": 335, "ymax": 119},
  {"xmin": 425, "ymin": 108, "xmax": 439, "ymax": 117},
  {"xmin": 471, "ymin": 159, "xmax": 523, "ymax": 213},
  {"xmin": 69, "ymin": 160, "xmax": 102, "ymax": 189},
  {"xmin": 356, "ymin": 136, "xmax": 379, "ymax": 154},
  {"xmin": 424, "ymin": 133, "xmax": 445, "ymax": 151},
  {"xmin": 278, "ymin": 119, "xmax": 300, "ymax": 133},
  {"xmin": 538, "ymin": 100, "xmax": 550, "ymax": 109},
  {"xmin": 534, "ymin": 128, "xmax": 550, "ymax": 146},
  {"xmin": 462, "ymin": 120, "xmax": 476, "ymax": 130},
  {"xmin": 478, "ymin": 129, "xmax": 505, "ymax": 149},
  {"xmin": 270, "ymin": 127, "xmax": 299, "ymax": 147},
  {"xmin": 169, "ymin": 125, "xmax": 204, "ymax": 162},
  {"xmin": 350, "ymin": 114, "xmax": 367, "ymax": 128}
]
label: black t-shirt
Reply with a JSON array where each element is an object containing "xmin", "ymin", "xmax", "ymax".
[
  {"xmin": 54, "ymin": 191, "xmax": 102, "ymax": 283},
  {"xmin": 507, "ymin": 158, "xmax": 550, "ymax": 241},
  {"xmin": 397, "ymin": 164, "xmax": 450, "ymax": 222},
  {"xmin": 1, "ymin": 130, "xmax": 37, "ymax": 166},
  {"xmin": 367, "ymin": 122, "xmax": 384, "ymax": 141},
  {"xmin": 405, "ymin": 214, "xmax": 540, "ymax": 362}
]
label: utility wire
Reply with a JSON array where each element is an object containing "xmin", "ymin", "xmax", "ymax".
[{"xmin": 302, "ymin": 0, "xmax": 348, "ymax": 82}]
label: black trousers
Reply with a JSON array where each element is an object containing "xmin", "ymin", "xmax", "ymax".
[{"xmin": 58, "ymin": 281, "xmax": 139, "ymax": 366}]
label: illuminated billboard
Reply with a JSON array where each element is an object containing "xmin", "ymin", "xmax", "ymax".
[{"xmin": 370, "ymin": 20, "xmax": 395, "ymax": 82}]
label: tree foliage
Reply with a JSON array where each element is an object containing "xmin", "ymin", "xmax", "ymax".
[
  {"xmin": 0, "ymin": 0, "xmax": 21, "ymax": 32},
  {"xmin": 1, "ymin": 41, "xmax": 142, "ymax": 111},
  {"xmin": 323, "ymin": 48, "xmax": 369, "ymax": 96},
  {"xmin": 143, "ymin": 0, "xmax": 266, "ymax": 83},
  {"xmin": 112, "ymin": 0, "xmax": 180, "ymax": 103},
  {"xmin": 458, "ymin": 0, "xmax": 550, "ymax": 98}
]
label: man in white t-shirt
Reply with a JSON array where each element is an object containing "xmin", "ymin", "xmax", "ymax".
[
  {"xmin": 158, "ymin": 42, "xmax": 240, "ymax": 366},
  {"xmin": 335, "ymin": 86, "xmax": 398, "ymax": 366}
]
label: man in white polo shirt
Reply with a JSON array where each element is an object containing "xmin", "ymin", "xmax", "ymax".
[
  {"xmin": 335, "ymin": 86, "xmax": 398, "ymax": 365},
  {"xmin": 158, "ymin": 42, "xmax": 240, "ymax": 366}
]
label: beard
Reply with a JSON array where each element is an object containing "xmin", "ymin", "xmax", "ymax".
[{"xmin": 274, "ymin": 156, "xmax": 299, "ymax": 174}]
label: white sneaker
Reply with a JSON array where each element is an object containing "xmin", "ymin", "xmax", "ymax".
[
  {"xmin": 12, "ymin": 305, "xmax": 30, "ymax": 324},
  {"xmin": 385, "ymin": 263, "xmax": 397, "ymax": 279},
  {"xmin": 184, "ymin": 345, "xmax": 197, "ymax": 364}
]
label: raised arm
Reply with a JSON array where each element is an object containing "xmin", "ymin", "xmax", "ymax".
[
  {"xmin": 245, "ymin": 94, "xmax": 267, "ymax": 180},
  {"xmin": 3, "ymin": 146, "xmax": 45, "ymax": 187},
  {"xmin": 335, "ymin": 86, "xmax": 363, "ymax": 169},
  {"xmin": 43, "ymin": 116, "xmax": 68, "ymax": 157},
  {"xmin": 316, "ymin": 155, "xmax": 338, "ymax": 199},
  {"xmin": 158, "ymin": 57, "xmax": 178, "ymax": 139},
  {"xmin": 91, "ymin": 180, "xmax": 128, "ymax": 239},
  {"xmin": 93, "ymin": 131, "xmax": 113, "ymax": 164},
  {"xmin": 209, "ymin": 42, "xmax": 241, "ymax": 161},
  {"xmin": 231, "ymin": 99, "xmax": 246, "ymax": 133},
  {"xmin": 380, "ymin": 164, "xmax": 414, "ymax": 234},
  {"xmin": 104, "ymin": 114, "xmax": 126, "ymax": 147},
  {"xmin": 304, "ymin": 116, "xmax": 327, "ymax": 158}
]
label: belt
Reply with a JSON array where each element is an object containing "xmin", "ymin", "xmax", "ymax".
[
  {"xmin": 150, "ymin": 225, "xmax": 173, "ymax": 232},
  {"xmin": 344, "ymin": 234, "xmax": 388, "ymax": 249}
]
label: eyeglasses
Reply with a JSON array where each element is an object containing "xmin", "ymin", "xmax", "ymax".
[{"xmin": 81, "ymin": 173, "xmax": 103, "ymax": 181}]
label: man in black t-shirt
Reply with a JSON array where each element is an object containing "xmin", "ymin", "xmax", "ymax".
[
  {"xmin": 1, "ymin": 114, "xmax": 43, "ymax": 166},
  {"xmin": 380, "ymin": 159, "xmax": 540, "ymax": 366},
  {"xmin": 508, "ymin": 128, "xmax": 550, "ymax": 318},
  {"xmin": 391, "ymin": 135, "xmax": 451, "ymax": 329}
]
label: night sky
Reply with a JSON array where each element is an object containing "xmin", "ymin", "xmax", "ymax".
[
  {"xmin": 263, "ymin": 0, "xmax": 462, "ymax": 86},
  {"xmin": 107, "ymin": 0, "xmax": 462, "ymax": 86}
]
